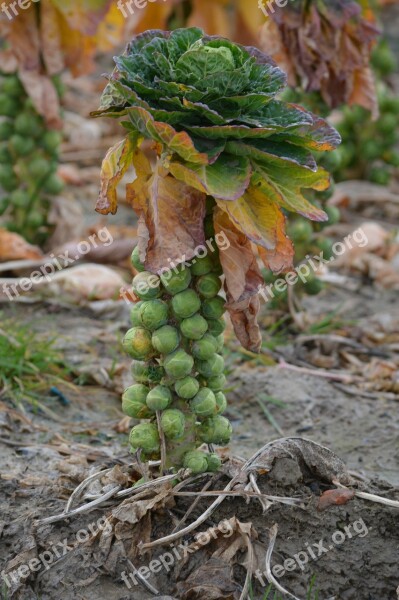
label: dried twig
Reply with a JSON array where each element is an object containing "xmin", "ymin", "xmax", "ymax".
[{"xmin": 265, "ymin": 524, "xmax": 301, "ymax": 600}]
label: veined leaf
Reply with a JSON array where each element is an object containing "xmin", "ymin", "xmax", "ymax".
[
  {"xmin": 127, "ymin": 163, "xmax": 207, "ymax": 274},
  {"xmin": 251, "ymin": 164, "xmax": 329, "ymax": 222},
  {"xmin": 169, "ymin": 154, "xmax": 252, "ymax": 201},
  {"xmin": 127, "ymin": 107, "xmax": 209, "ymax": 165},
  {"xmin": 216, "ymin": 186, "xmax": 288, "ymax": 250},
  {"xmin": 225, "ymin": 139, "xmax": 317, "ymax": 171},
  {"xmin": 96, "ymin": 136, "xmax": 137, "ymax": 215}
]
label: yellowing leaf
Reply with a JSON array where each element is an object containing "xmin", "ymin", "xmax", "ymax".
[
  {"xmin": 50, "ymin": 0, "xmax": 113, "ymax": 35},
  {"xmin": 216, "ymin": 186, "xmax": 287, "ymax": 250},
  {"xmin": 96, "ymin": 137, "xmax": 136, "ymax": 215}
]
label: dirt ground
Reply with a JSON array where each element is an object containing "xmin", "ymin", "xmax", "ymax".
[{"xmin": 0, "ymin": 279, "xmax": 398, "ymax": 599}]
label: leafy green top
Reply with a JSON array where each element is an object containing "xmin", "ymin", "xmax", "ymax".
[{"xmin": 93, "ymin": 28, "xmax": 340, "ymax": 352}]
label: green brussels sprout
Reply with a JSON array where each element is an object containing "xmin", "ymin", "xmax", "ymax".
[
  {"xmin": 164, "ymin": 348, "xmax": 194, "ymax": 379},
  {"xmin": 324, "ymin": 205, "xmax": 341, "ymax": 225},
  {"xmin": 377, "ymin": 113, "xmax": 398, "ymax": 136},
  {"xmin": 171, "ymin": 289, "xmax": 201, "ymax": 319},
  {"xmin": 160, "ymin": 266, "xmax": 191, "ymax": 295},
  {"xmin": 26, "ymin": 210, "xmax": 45, "ymax": 228},
  {"xmin": 43, "ymin": 173, "xmax": 65, "ymax": 194},
  {"xmin": 191, "ymin": 333, "xmax": 218, "ymax": 360},
  {"xmin": 0, "ymin": 94, "xmax": 18, "ymax": 118},
  {"xmin": 369, "ymin": 167, "xmax": 390, "ymax": 186},
  {"xmin": 146, "ymin": 385, "xmax": 172, "ymax": 411},
  {"xmin": 214, "ymin": 334, "xmax": 224, "ymax": 353},
  {"xmin": 122, "ymin": 384, "xmax": 152, "ymax": 418},
  {"xmin": 132, "ymin": 271, "xmax": 162, "ymax": 300},
  {"xmin": 0, "ymin": 143, "xmax": 12, "ymax": 165},
  {"xmin": 215, "ymin": 391, "xmax": 227, "ymax": 415},
  {"xmin": 131, "ymin": 246, "xmax": 145, "ymax": 272},
  {"xmin": 139, "ymin": 299, "xmax": 169, "ymax": 331},
  {"xmin": 196, "ymin": 354, "xmax": 224, "ymax": 378},
  {"xmin": 129, "ymin": 423, "xmax": 160, "ymax": 453},
  {"xmin": 0, "ymin": 164, "xmax": 18, "ymax": 192},
  {"xmin": 198, "ymin": 415, "xmax": 232, "ymax": 445},
  {"xmin": 152, "ymin": 325, "xmax": 180, "ymax": 355},
  {"xmin": 180, "ymin": 313, "xmax": 208, "ymax": 340},
  {"xmin": 131, "ymin": 360, "xmax": 164, "ymax": 384},
  {"xmin": 41, "ymin": 130, "xmax": 62, "ymax": 154},
  {"xmin": 207, "ymin": 374, "xmax": 227, "ymax": 392},
  {"xmin": 190, "ymin": 255, "xmax": 213, "ymax": 276},
  {"xmin": 201, "ymin": 296, "xmax": 225, "ymax": 320},
  {"xmin": 206, "ymin": 453, "xmax": 222, "ymax": 472},
  {"xmin": 28, "ymin": 157, "xmax": 51, "ymax": 179},
  {"xmin": 190, "ymin": 388, "xmax": 217, "ymax": 418},
  {"xmin": 14, "ymin": 112, "xmax": 43, "ymax": 137},
  {"xmin": 2, "ymin": 75, "xmax": 24, "ymax": 97},
  {"xmin": 183, "ymin": 450, "xmax": 209, "ymax": 474},
  {"xmin": 288, "ymin": 220, "xmax": 313, "ymax": 243},
  {"xmin": 196, "ymin": 273, "xmax": 222, "ymax": 298},
  {"xmin": 123, "ymin": 327, "xmax": 154, "ymax": 360},
  {"xmin": 174, "ymin": 375, "xmax": 200, "ymax": 399},
  {"xmin": 130, "ymin": 301, "xmax": 144, "ymax": 326},
  {"xmin": 9, "ymin": 134, "xmax": 35, "ymax": 157},
  {"xmin": 207, "ymin": 318, "xmax": 226, "ymax": 337},
  {"xmin": 0, "ymin": 120, "xmax": 13, "ymax": 142},
  {"xmin": 10, "ymin": 190, "xmax": 27, "ymax": 208},
  {"xmin": 305, "ymin": 276, "xmax": 324, "ymax": 296},
  {"xmin": 161, "ymin": 408, "xmax": 185, "ymax": 439},
  {"xmin": 316, "ymin": 237, "xmax": 335, "ymax": 261}
]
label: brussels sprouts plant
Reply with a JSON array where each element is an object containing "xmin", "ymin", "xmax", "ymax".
[
  {"xmin": 94, "ymin": 28, "xmax": 340, "ymax": 474},
  {"xmin": 0, "ymin": 72, "xmax": 64, "ymax": 244}
]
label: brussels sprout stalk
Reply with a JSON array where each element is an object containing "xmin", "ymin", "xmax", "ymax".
[{"xmin": 95, "ymin": 28, "xmax": 339, "ymax": 476}]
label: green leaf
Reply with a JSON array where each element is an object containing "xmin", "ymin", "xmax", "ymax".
[
  {"xmin": 170, "ymin": 154, "xmax": 252, "ymax": 200},
  {"xmin": 251, "ymin": 163, "xmax": 330, "ymax": 221},
  {"xmin": 225, "ymin": 139, "xmax": 317, "ymax": 171}
]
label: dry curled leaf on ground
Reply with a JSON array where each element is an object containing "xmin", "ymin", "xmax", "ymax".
[
  {"xmin": 175, "ymin": 517, "xmax": 257, "ymax": 600},
  {"xmin": 0, "ymin": 228, "xmax": 43, "ymax": 262},
  {"xmin": 260, "ymin": 0, "xmax": 379, "ymax": 115},
  {"xmin": 246, "ymin": 438, "xmax": 354, "ymax": 486},
  {"xmin": 317, "ymin": 488, "xmax": 356, "ymax": 511}
]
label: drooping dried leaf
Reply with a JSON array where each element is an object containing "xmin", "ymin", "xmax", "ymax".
[
  {"xmin": 261, "ymin": 0, "xmax": 379, "ymax": 112},
  {"xmin": 226, "ymin": 294, "xmax": 262, "ymax": 353},
  {"xmin": 128, "ymin": 157, "xmax": 207, "ymax": 273},
  {"xmin": 214, "ymin": 208, "xmax": 263, "ymax": 351},
  {"xmin": 214, "ymin": 208, "xmax": 263, "ymax": 304},
  {"xmin": 96, "ymin": 137, "xmax": 136, "ymax": 215}
]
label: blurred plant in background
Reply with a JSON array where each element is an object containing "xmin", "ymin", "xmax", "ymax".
[{"xmin": 0, "ymin": 0, "xmax": 129, "ymax": 243}]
